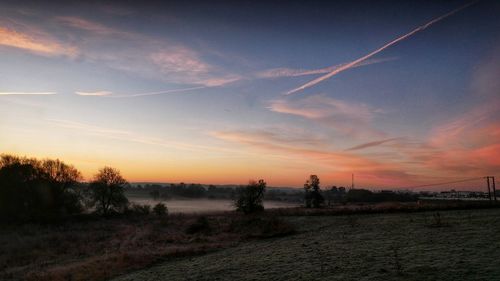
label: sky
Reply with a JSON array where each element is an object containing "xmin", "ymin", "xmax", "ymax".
[{"xmin": 1, "ymin": 0, "xmax": 499, "ymax": 189}]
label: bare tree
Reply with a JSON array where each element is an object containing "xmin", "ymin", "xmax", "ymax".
[{"xmin": 89, "ymin": 167, "xmax": 128, "ymax": 215}]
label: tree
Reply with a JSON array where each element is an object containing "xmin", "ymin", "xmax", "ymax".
[
  {"xmin": 235, "ymin": 179, "xmax": 266, "ymax": 214},
  {"xmin": 89, "ymin": 167, "xmax": 128, "ymax": 215},
  {"xmin": 304, "ymin": 175, "xmax": 324, "ymax": 208},
  {"xmin": 0, "ymin": 154, "xmax": 83, "ymax": 221},
  {"xmin": 41, "ymin": 159, "xmax": 83, "ymax": 214}
]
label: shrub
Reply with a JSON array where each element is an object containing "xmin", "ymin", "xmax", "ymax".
[
  {"xmin": 153, "ymin": 203, "xmax": 168, "ymax": 217},
  {"xmin": 128, "ymin": 204, "xmax": 151, "ymax": 216}
]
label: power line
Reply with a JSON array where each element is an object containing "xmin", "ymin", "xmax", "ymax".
[{"xmin": 402, "ymin": 177, "xmax": 483, "ymax": 190}]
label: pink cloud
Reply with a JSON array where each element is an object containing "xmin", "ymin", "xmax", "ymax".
[
  {"xmin": 268, "ymin": 95, "xmax": 385, "ymax": 138},
  {"xmin": 0, "ymin": 26, "xmax": 77, "ymax": 57}
]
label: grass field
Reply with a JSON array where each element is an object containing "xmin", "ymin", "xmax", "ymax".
[{"xmin": 113, "ymin": 208, "xmax": 500, "ymax": 281}]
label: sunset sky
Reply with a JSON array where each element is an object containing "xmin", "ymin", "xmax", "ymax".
[{"xmin": 1, "ymin": 0, "xmax": 499, "ymax": 189}]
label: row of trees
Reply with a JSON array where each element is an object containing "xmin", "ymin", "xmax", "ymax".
[
  {"xmin": 0, "ymin": 153, "xmax": 417, "ymax": 221},
  {"xmin": 146, "ymin": 183, "xmax": 236, "ymax": 200},
  {"xmin": 0, "ymin": 154, "xmax": 129, "ymax": 221},
  {"xmin": 303, "ymin": 175, "xmax": 417, "ymax": 208}
]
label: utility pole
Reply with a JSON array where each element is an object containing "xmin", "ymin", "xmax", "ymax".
[
  {"xmin": 486, "ymin": 176, "xmax": 492, "ymax": 201},
  {"xmin": 351, "ymin": 173, "xmax": 354, "ymax": 190},
  {"xmin": 492, "ymin": 176, "xmax": 497, "ymax": 202}
]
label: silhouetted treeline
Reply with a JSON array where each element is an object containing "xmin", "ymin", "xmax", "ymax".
[
  {"xmin": 136, "ymin": 183, "xmax": 238, "ymax": 199},
  {"xmin": 134, "ymin": 183, "xmax": 305, "ymax": 202},
  {"xmin": 0, "ymin": 155, "xmax": 84, "ymax": 222},
  {"xmin": 324, "ymin": 187, "xmax": 418, "ymax": 204},
  {"xmin": 0, "ymin": 154, "xmax": 131, "ymax": 222}
]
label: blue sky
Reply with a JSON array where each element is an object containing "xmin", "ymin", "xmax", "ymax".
[{"xmin": 1, "ymin": 0, "xmax": 499, "ymax": 189}]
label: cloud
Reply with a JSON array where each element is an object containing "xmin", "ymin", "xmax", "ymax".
[
  {"xmin": 392, "ymin": 98, "xmax": 500, "ymax": 178},
  {"xmin": 256, "ymin": 57, "xmax": 396, "ymax": 79},
  {"xmin": 150, "ymin": 49, "xmax": 240, "ymax": 86},
  {"xmin": 211, "ymin": 129, "xmax": 377, "ymax": 169},
  {"xmin": 345, "ymin": 138, "xmax": 402, "ymax": 151},
  {"xmin": 55, "ymin": 16, "xmax": 239, "ymax": 87},
  {"xmin": 0, "ymin": 26, "xmax": 77, "ymax": 57},
  {"xmin": 55, "ymin": 16, "xmax": 125, "ymax": 36},
  {"xmin": 47, "ymin": 119, "xmax": 250, "ymax": 155},
  {"xmin": 75, "ymin": 91, "xmax": 112, "ymax": 96},
  {"xmin": 211, "ymin": 128, "xmax": 329, "ymax": 148},
  {"xmin": 2, "ymin": 15, "xmax": 238, "ymax": 88},
  {"xmin": 286, "ymin": 1, "xmax": 477, "ymax": 95},
  {"xmin": 268, "ymin": 95, "xmax": 384, "ymax": 138},
  {"xmin": 0, "ymin": 91, "xmax": 57, "ymax": 95}
]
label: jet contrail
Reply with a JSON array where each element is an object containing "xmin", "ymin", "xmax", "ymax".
[
  {"xmin": 257, "ymin": 57, "xmax": 396, "ymax": 78},
  {"xmin": 0, "ymin": 92, "xmax": 57, "ymax": 95},
  {"xmin": 286, "ymin": 1, "xmax": 478, "ymax": 95},
  {"xmin": 109, "ymin": 86, "xmax": 207, "ymax": 98}
]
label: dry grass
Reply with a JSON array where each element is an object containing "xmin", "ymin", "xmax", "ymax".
[
  {"xmin": 0, "ymin": 212, "xmax": 294, "ymax": 281},
  {"xmin": 114, "ymin": 208, "xmax": 500, "ymax": 281},
  {"xmin": 1, "ymin": 201, "xmax": 498, "ymax": 280}
]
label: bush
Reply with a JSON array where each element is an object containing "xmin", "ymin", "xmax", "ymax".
[
  {"xmin": 153, "ymin": 203, "xmax": 168, "ymax": 217},
  {"xmin": 186, "ymin": 216, "xmax": 211, "ymax": 234},
  {"xmin": 234, "ymin": 179, "xmax": 266, "ymax": 214},
  {"xmin": 128, "ymin": 204, "xmax": 151, "ymax": 216}
]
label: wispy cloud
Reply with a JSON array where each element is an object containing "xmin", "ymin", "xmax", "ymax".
[
  {"xmin": 0, "ymin": 26, "xmax": 77, "ymax": 57},
  {"xmin": 286, "ymin": 1, "xmax": 477, "ymax": 95},
  {"xmin": 47, "ymin": 119, "xmax": 251, "ymax": 156},
  {"xmin": 54, "ymin": 16, "xmax": 240, "ymax": 87},
  {"xmin": 212, "ymin": 131, "xmax": 405, "ymax": 180},
  {"xmin": 150, "ymin": 49, "xmax": 240, "ymax": 86},
  {"xmin": 345, "ymin": 138, "xmax": 402, "ymax": 151},
  {"xmin": 0, "ymin": 91, "xmax": 57, "ymax": 95},
  {"xmin": 55, "ymin": 16, "xmax": 126, "ymax": 36},
  {"xmin": 75, "ymin": 91, "xmax": 112, "ymax": 96},
  {"xmin": 2, "ymin": 15, "xmax": 238, "ymax": 88},
  {"xmin": 268, "ymin": 95, "xmax": 385, "ymax": 138},
  {"xmin": 257, "ymin": 57, "xmax": 396, "ymax": 79}
]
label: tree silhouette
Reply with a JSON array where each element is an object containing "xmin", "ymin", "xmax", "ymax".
[
  {"xmin": 89, "ymin": 167, "xmax": 128, "ymax": 215},
  {"xmin": 0, "ymin": 154, "xmax": 83, "ymax": 221},
  {"xmin": 235, "ymin": 179, "xmax": 266, "ymax": 214},
  {"xmin": 304, "ymin": 175, "xmax": 324, "ymax": 208}
]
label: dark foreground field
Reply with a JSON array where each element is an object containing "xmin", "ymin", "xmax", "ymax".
[
  {"xmin": 113, "ymin": 208, "xmax": 500, "ymax": 281},
  {"xmin": 1, "ymin": 205, "xmax": 500, "ymax": 280}
]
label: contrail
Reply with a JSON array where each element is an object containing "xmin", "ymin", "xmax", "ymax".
[
  {"xmin": 109, "ymin": 86, "xmax": 207, "ymax": 98},
  {"xmin": 286, "ymin": 1, "xmax": 478, "ymax": 95},
  {"xmin": 0, "ymin": 92, "xmax": 57, "ymax": 95},
  {"xmin": 257, "ymin": 57, "xmax": 396, "ymax": 78}
]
